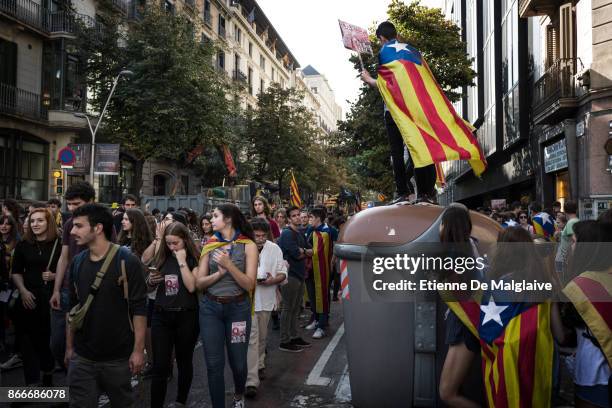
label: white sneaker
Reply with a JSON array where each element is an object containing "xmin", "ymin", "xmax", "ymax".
[
  {"xmin": 0, "ymin": 354, "xmax": 23, "ymax": 370},
  {"xmin": 312, "ymin": 328, "xmax": 326, "ymax": 339},
  {"xmin": 305, "ymin": 321, "xmax": 318, "ymax": 330},
  {"xmin": 232, "ymin": 398, "xmax": 245, "ymax": 408}
]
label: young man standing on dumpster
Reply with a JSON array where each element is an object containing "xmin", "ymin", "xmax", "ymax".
[{"xmin": 360, "ymin": 21, "xmax": 437, "ymax": 203}]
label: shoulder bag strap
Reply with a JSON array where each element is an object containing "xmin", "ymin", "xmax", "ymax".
[
  {"xmin": 89, "ymin": 244, "xmax": 120, "ymax": 293},
  {"xmin": 46, "ymin": 238, "xmax": 59, "ymax": 271},
  {"xmin": 120, "ymin": 259, "xmax": 134, "ymax": 332}
]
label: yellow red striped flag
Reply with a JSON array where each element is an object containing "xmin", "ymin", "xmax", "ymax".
[
  {"xmin": 376, "ymin": 40, "xmax": 487, "ymax": 176},
  {"xmin": 289, "ymin": 170, "xmax": 303, "ymax": 208}
]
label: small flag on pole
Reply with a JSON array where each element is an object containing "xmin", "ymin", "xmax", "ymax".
[{"xmin": 289, "ymin": 170, "xmax": 303, "ymax": 208}]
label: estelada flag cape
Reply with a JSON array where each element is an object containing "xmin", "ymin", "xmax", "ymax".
[
  {"xmin": 200, "ymin": 231, "xmax": 256, "ymax": 313},
  {"xmin": 308, "ymin": 225, "xmax": 334, "ymax": 314},
  {"xmin": 200, "ymin": 232, "xmax": 254, "ymax": 257},
  {"xmin": 563, "ymin": 269, "xmax": 612, "ymax": 367},
  {"xmin": 446, "ymin": 295, "xmax": 553, "ymax": 408},
  {"xmin": 376, "ymin": 40, "xmax": 487, "ymax": 176}
]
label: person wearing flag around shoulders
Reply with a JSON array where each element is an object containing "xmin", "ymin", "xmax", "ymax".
[
  {"xmin": 360, "ymin": 21, "xmax": 437, "ymax": 203},
  {"xmin": 195, "ymin": 204, "xmax": 258, "ymax": 408}
]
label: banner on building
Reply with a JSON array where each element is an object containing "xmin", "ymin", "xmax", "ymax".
[
  {"xmin": 94, "ymin": 144, "xmax": 120, "ymax": 175},
  {"xmin": 65, "ymin": 144, "xmax": 91, "ymax": 175},
  {"xmin": 338, "ymin": 20, "xmax": 373, "ymax": 55}
]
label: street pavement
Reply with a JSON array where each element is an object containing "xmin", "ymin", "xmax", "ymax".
[{"xmin": 0, "ymin": 303, "xmax": 352, "ymax": 408}]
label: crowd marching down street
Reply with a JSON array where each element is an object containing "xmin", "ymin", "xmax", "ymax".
[{"xmin": 0, "ymin": 19, "xmax": 610, "ymax": 408}]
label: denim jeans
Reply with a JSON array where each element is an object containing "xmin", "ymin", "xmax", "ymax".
[{"xmin": 199, "ymin": 296, "xmax": 251, "ymax": 408}]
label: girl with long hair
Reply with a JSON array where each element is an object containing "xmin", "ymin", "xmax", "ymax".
[
  {"xmin": 11, "ymin": 208, "xmax": 60, "ymax": 386},
  {"xmin": 438, "ymin": 206, "xmax": 481, "ymax": 408},
  {"xmin": 148, "ymin": 222, "xmax": 199, "ymax": 408},
  {"xmin": 555, "ymin": 221, "xmax": 611, "ymax": 408},
  {"xmin": 199, "ymin": 214, "xmax": 214, "ymax": 246},
  {"xmin": 118, "ymin": 208, "xmax": 153, "ymax": 258},
  {"xmin": 250, "ymin": 196, "xmax": 280, "ymax": 241},
  {"xmin": 196, "ymin": 204, "xmax": 257, "ymax": 408},
  {"xmin": 517, "ymin": 210, "xmax": 535, "ymax": 235},
  {"xmin": 0, "ymin": 214, "xmax": 20, "ymax": 362}
]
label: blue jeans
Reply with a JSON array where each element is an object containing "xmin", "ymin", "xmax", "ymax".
[{"xmin": 199, "ymin": 296, "xmax": 251, "ymax": 408}]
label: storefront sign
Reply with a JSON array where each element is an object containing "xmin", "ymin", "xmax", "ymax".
[
  {"xmin": 94, "ymin": 144, "xmax": 120, "ymax": 175},
  {"xmin": 544, "ymin": 139, "xmax": 568, "ymax": 173},
  {"xmin": 65, "ymin": 144, "xmax": 91, "ymax": 175}
]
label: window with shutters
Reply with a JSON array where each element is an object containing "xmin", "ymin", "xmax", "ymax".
[
  {"xmin": 559, "ymin": 3, "xmax": 574, "ymax": 60},
  {"xmin": 546, "ymin": 24, "xmax": 558, "ymax": 68}
]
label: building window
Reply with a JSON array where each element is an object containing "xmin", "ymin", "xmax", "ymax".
[
  {"xmin": 248, "ymin": 42, "xmax": 253, "ymax": 57},
  {"xmin": 153, "ymin": 174, "xmax": 168, "ymax": 196},
  {"xmin": 248, "ymin": 67, "xmax": 253, "ymax": 95},
  {"xmin": 271, "ymin": 67, "xmax": 275, "ymax": 81},
  {"xmin": 217, "ymin": 51, "xmax": 225, "ymax": 70},
  {"xmin": 203, "ymin": 0, "xmax": 211, "ymax": 27},
  {"xmin": 260, "ymin": 79, "xmax": 265, "ymax": 93},
  {"xmin": 0, "ymin": 39, "xmax": 17, "ymax": 86},
  {"xmin": 234, "ymin": 53, "xmax": 241, "ymax": 78},
  {"xmin": 260, "ymin": 54, "xmax": 265, "ymax": 69},
  {"xmin": 218, "ymin": 15, "xmax": 226, "ymax": 38},
  {"xmin": 234, "ymin": 27, "xmax": 242, "ymax": 44},
  {"xmin": 0, "ymin": 134, "xmax": 48, "ymax": 200},
  {"xmin": 181, "ymin": 175, "xmax": 189, "ymax": 195},
  {"xmin": 311, "ymin": 87, "xmax": 318, "ymax": 94},
  {"xmin": 164, "ymin": 0, "xmax": 174, "ymax": 14}
]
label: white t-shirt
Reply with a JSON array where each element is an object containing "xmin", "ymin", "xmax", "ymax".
[
  {"xmin": 569, "ymin": 328, "xmax": 611, "ymax": 386},
  {"xmin": 254, "ymin": 240, "xmax": 287, "ymax": 312}
]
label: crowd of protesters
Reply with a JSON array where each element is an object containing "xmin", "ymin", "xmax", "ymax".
[
  {"xmin": 441, "ymin": 201, "xmax": 612, "ymax": 408},
  {"xmin": 0, "ymin": 182, "xmax": 344, "ymax": 408}
]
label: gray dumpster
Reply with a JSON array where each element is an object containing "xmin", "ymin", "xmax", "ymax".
[{"xmin": 335, "ymin": 204, "xmax": 500, "ymax": 408}]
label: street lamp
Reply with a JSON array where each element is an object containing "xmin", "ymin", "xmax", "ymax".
[{"xmin": 73, "ymin": 69, "xmax": 133, "ymax": 184}]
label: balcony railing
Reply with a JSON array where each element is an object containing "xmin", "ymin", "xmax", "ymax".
[
  {"xmin": 233, "ymin": 70, "xmax": 247, "ymax": 84},
  {"xmin": 0, "ymin": 0, "xmax": 102, "ymax": 37},
  {"xmin": 0, "ymin": 0, "xmax": 46, "ymax": 32},
  {"xmin": 532, "ymin": 58, "xmax": 578, "ymax": 124},
  {"xmin": 0, "ymin": 82, "xmax": 47, "ymax": 121}
]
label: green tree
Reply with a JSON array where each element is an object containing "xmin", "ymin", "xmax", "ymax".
[
  {"xmin": 246, "ymin": 83, "xmax": 318, "ymax": 194},
  {"xmin": 78, "ymin": 5, "xmax": 230, "ymax": 192},
  {"xmin": 335, "ymin": 0, "xmax": 476, "ymax": 197}
]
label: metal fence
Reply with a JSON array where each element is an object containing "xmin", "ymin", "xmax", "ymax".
[
  {"xmin": 0, "ymin": 83, "xmax": 46, "ymax": 120},
  {"xmin": 533, "ymin": 58, "xmax": 577, "ymax": 115},
  {"xmin": 0, "ymin": 0, "xmax": 45, "ymax": 32}
]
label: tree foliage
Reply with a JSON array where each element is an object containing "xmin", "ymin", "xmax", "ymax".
[
  {"xmin": 245, "ymin": 83, "xmax": 347, "ymax": 201},
  {"xmin": 332, "ymin": 0, "xmax": 476, "ymax": 198},
  {"xmin": 78, "ymin": 4, "xmax": 230, "ymax": 190}
]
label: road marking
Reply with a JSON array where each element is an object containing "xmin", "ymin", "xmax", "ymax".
[
  {"xmin": 305, "ymin": 323, "xmax": 345, "ymax": 386},
  {"xmin": 334, "ymin": 364, "xmax": 351, "ymax": 403}
]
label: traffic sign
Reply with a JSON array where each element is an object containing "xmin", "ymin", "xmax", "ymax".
[{"xmin": 58, "ymin": 147, "xmax": 76, "ymax": 167}]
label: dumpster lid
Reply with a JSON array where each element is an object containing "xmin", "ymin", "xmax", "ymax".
[{"xmin": 338, "ymin": 203, "xmax": 501, "ymax": 246}]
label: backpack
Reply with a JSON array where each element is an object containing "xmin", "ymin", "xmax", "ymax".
[{"xmin": 70, "ymin": 245, "xmax": 135, "ymax": 331}]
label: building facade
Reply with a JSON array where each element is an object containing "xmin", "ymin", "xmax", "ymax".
[
  {"xmin": 440, "ymin": 0, "xmax": 612, "ymax": 219},
  {"xmin": 300, "ymin": 65, "xmax": 343, "ymax": 133},
  {"xmin": 1, "ymin": 0, "xmax": 337, "ymax": 203}
]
